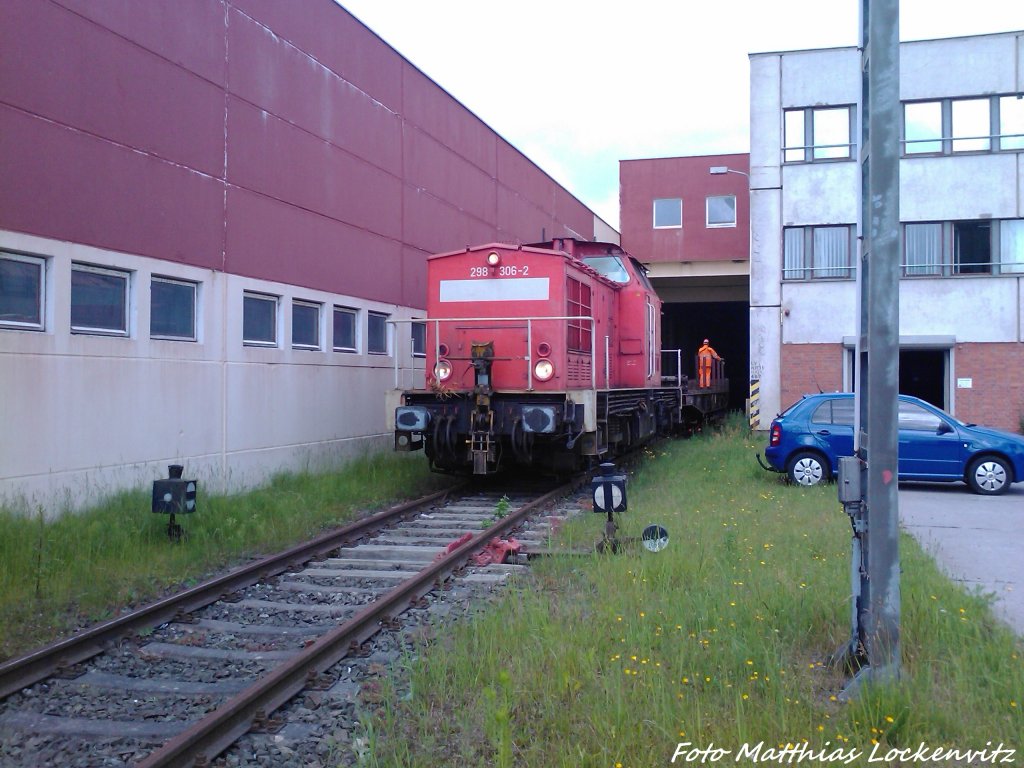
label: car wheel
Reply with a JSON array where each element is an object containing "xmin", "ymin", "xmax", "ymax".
[
  {"xmin": 787, "ymin": 451, "xmax": 829, "ymax": 487},
  {"xmin": 966, "ymin": 455, "xmax": 1011, "ymax": 495}
]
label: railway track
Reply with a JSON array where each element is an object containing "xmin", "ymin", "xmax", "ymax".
[{"xmin": 0, "ymin": 479, "xmax": 584, "ymax": 767}]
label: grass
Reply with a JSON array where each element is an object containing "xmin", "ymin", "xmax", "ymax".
[
  {"xmin": 368, "ymin": 418, "xmax": 1023, "ymax": 767},
  {"xmin": 0, "ymin": 451, "xmax": 453, "ymax": 662}
]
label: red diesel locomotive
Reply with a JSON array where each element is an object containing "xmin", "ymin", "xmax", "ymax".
[{"xmin": 390, "ymin": 238, "xmax": 728, "ymax": 474}]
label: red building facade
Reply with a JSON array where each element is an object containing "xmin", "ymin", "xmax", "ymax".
[
  {"xmin": 0, "ymin": 0, "xmax": 611, "ymax": 513},
  {"xmin": 620, "ymin": 153, "xmax": 749, "ymax": 266}
]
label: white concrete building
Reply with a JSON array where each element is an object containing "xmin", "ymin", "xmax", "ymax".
[{"xmin": 749, "ymin": 31, "xmax": 1024, "ymax": 433}]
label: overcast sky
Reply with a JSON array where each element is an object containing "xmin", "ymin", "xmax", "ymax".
[{"xmin": 340, "ymin": 1, "xmax": 1023, "ymax": 229}]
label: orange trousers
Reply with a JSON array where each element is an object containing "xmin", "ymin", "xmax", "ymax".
[{"xmin": 698, "ymin": 358, "xmax": 713, "ymax": 388}]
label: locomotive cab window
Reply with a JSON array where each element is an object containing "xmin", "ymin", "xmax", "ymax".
[{"xmin": 582, "ymin": 256, "xmax": 630, "ymax": 284}]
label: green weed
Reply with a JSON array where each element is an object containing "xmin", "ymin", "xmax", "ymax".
[
  {"xmin": 370, "ymin": 417, "xmax": 1023, "ymax": 766},
  {"xmin": 0, "ymin": 452, "xmax": 452, "ymax": 661}
]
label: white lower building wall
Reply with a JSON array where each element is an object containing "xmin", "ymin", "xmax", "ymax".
[
  {"xmin": 781, "ymin": 276, "xmax": 1022, "ymax": 343},
  {"xmin": 0, "ymin": 230, "xmax": 422, "ymax": 517}
]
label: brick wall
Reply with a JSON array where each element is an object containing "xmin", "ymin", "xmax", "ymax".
[
  {"xmin": 780, "ymin": 344, "xmax": 845, "ymax": 411},
  {"xmin": 780, "ymin": 342, "xmax": 1024, "ymax": 434},
  {"xmin": 954, "ymin": 342, "xmax": 1024, "ymax": 434}
]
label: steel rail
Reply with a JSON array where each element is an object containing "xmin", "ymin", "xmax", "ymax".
[
  {"xmin": 136, "ymin": 479, "xmax": 579, "ymax": 768},
  {"xmin": 0, "ymin": 486, "xmax": 458, "ymax": 700}
]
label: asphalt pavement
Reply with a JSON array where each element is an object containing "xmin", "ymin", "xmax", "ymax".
[{"xmin": 898, "ymin": 481, "xmax": 1024, "ymax": 635}]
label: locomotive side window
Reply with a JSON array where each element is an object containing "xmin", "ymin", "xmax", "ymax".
[
  {"xmin": 566, "ymin": 278, "xmax": 592, "ymax": 352},
  {"xmin": 582, "ymin": 256, "xmax": 630, "ymax": 284}
]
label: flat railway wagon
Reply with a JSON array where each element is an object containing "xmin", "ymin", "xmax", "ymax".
[{"xmin": 389, "ymin": 238, "xmax": 728, "ymax": 474}]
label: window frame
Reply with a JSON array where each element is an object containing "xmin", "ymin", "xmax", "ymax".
[
  {"xmin": 652, "ymin": 198, "xmax": 683, "ymax": 229},
  {"xmin": 367, "ymin": 310, "xmax": 389, "ymax": 356},
  {"xmin": 242, "ymin": 291, "xmax": 279, "ymax": 348},
  {"xmin": 291, "ymin": 299, "xmax": 322, "ymax": 351},
  {"xmin": 783, "ymin": 105, "xmax": 855, "ymax": 163},
  {"xmin": 149, "ymin": 276, "xmax": 198, "ymax": 341},
  {"xmin": 333, "ymin": 305, "xmax": 358, "ymax": 353},
  {"xmin": 997, "ymin": 94, "xmax": 1024, "ymax": 151},
  {"xmin": 70, "ymin": 262, "xmax": 130, "ymax": 337},
  {"xmin": 900, "ymin": 219, "xmax": 1024, "ymax": 277},
  {"xmin": 902, "ymin": 95, "xmax": 1024, "ymax": 156},
  {"xmin": 411, "ymin": 321, "xmax": 426, "ymax": 358},
  {"xmin": 705, "ymin": 195, "xmax": 737, "ymax": 228},
  {"xmin": 782, "ymin": 225, "xmax": 855, "ymax": 281},
  {"xmin": 0, "ymin": 251, "xmax": 46, "ymax": 331}
]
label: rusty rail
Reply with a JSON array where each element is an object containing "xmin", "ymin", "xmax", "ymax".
[{"xmin": 136, "ymin": 479, "xmax": 578, "ymax": 768}]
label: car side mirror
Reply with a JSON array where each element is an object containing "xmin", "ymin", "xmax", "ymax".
[{"xmin": 937, "ymin": 421, "xmax": 953, "ymax": 435}]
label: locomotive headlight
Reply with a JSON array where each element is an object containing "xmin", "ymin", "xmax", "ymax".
[
  {"xmin": 487, "ymin": 251, "xmax": 501, "ymax": 266},
  {"xmin": 534, "ymin": 359, "xmax": 555, "ymax": 381},
  {"xmin": 434, "ymin": 359, "xmax": 453, "ymax": 381}
]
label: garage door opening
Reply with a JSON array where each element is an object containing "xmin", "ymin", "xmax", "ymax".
[
  {"xmin": 661, "ymin": 301, "xmax": 749, "ymax": 411},
  {"xmin": 899, "ymin": 349, "xmax": 947, "ymax": 410}
]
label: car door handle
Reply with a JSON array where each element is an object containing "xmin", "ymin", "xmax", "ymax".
[{"xmin": 816, "ymin": 430, "xmax": 831, "ymax": 435}]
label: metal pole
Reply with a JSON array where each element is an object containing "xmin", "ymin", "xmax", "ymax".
[{"xmin": 844, "ymin": 0, "xmax": 900, "ymax": 695}]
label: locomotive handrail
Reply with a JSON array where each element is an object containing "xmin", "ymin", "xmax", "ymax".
[
  {"xmin": 388, "ymin": 315, "xmax": 596, "ymax": 391},
  {"xmin": 661, "ymin": 348, "xmax": 684, "ymax": 388}
]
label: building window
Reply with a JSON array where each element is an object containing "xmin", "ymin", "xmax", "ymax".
[
  {"xmin": 566, "ymin": 277, "xmax": 592, "ymax": 352},
  {"xmin": 333, "ymin": 306, "xmax": 357, "ymax": 352},
  {"xmin": 904, "ymin": 101, "xmax": 943, "ymax": 154},
  {"xmin": 783, "ymin": 106, "xmax": 853, "ymax": 162},
  {"xmin": 999, "ymin": 219, "xmax": 1024, "ymax": 274},
  {"xmin": 706, "ymin": 195, "xmax": 736, "ymax": 228},
  {"xmin": 243, "ymin": 292, "xmax": 278, "ymax": 346},
  {"xmin": 368, "ymin": 311, "xmax": 388, "ymax": 355},
  {"xmin": 783, "ymin": 225, "xmax": 854, "ymax": 280},
  {"xmin": 653, "ymin": 198, "xmax": 682, "ymax": 229},
  {"xmin": 902, "ymin": 219, "xmax": 1024, "ymax": 277},
  {"xmin": 71, "ymin": 263, "xmax": 129, "ymax": 336},
  {"xmin": 411, "ymin": 321, "xmax": 426, "ymax": 357},
  {"xmin": 0, "ymin": 252, "xmax": 45, "ymax": 331},
  {"xmin": 904, "ymin": 96, "xmax": 1024, "ymax": 155},
  {"xmin": 150, "ymin": 277, "xmax": 197, "ymax": 340},
  {"xmin": 292, "ymin": 300, "xmax": 321, "ymax": 350},
  {"xmin": 903, "ymin": 223, "xmax": 942, "ymax": 276},
  {"xmin": 998, "ymin": 95, "xmax": 1024, "ymax": 151},
  {"xmin": 951, "ymin": 98, "xmax": 990, "ymax": 152},
  {"xmin": 953, "ymin": 220, "xmax": 992, "ymax": 274}
]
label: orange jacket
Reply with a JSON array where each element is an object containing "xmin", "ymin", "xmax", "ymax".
[{"xmin": 697, "ymin": 343, "xmax": 721, "ymax": 362}]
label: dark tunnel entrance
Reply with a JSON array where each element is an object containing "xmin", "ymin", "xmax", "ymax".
[{"xmin": 661, "ymin": 301, "xmax": 749, "ymax": 411}]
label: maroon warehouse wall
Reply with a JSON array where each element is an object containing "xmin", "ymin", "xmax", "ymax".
[{"xmin": 0, "ymin": 0, "xmax": 598, "ymax": 309}]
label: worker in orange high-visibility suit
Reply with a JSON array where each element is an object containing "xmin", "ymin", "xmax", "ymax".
[{"xmin": 697, "ymin": 338, "xmax": 722, "ymax": 388}]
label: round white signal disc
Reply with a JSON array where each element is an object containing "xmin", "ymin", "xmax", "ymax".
[
  {"xmin": 642, "ymin": 524, "xmax": 669, "ymax": 552},
  {"xmin": 593, "ymin": 484, "xmax": 623, "ymax": 511}
]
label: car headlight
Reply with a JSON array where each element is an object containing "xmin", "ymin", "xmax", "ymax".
[
  {"xmin": 534, "ymin": 359, "xmax": 554, "ymax": 381},
  {"xmin": 434, "ymin": 360, "xmax": 453, "ymax": 381}
]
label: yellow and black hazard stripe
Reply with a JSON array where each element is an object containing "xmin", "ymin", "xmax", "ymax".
[{"xmin": 749, "ymin": 379, "xmax": 760, "ymax": 430}]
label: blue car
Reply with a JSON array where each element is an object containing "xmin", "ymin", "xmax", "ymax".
[{"xmin": 759, "ymin": 393, "xmax": 1024, "ymax": 495}]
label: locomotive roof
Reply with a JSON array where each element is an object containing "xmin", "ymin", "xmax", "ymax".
[{"xmin": 427, "ymin": 241, "xmax": 636, "ymax": 289}]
